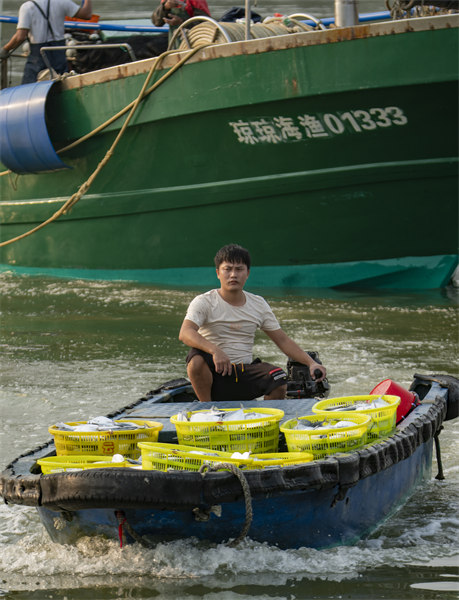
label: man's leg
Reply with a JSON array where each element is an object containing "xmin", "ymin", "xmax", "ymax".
[
  {"xmin": 264, "ymin": 383, "xmax": 287, "ymax": 400},
  {"xmin": 22, "ymin": 50, "xmax": 43, "ymax": 84},
  {"xmin": 187, "ymin": 354, "xmax": 213, "ymax": 403}
]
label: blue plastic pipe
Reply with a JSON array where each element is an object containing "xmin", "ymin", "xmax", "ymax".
[
  {"xmin": 0, "ymin": 81, "xmax": 69, "ymax": 173},
  {"xmin": 0, "ymin": 11, "xmax": 392, "ymax": 33}
]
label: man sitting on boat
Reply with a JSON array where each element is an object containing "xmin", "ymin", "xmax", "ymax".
[{"xmin": 179, "ymin": 244, "xmax": 327, "ymax": 402}]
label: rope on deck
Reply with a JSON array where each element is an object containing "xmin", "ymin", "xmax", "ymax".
[
  {"xmin": 170, "ymin": 17, "xmax": 318, "ymax": 51},
  {"xmin": 0, "ymin": 44, "xmax": 208, "ymax": 248}
]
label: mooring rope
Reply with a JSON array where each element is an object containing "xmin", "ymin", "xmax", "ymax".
[
  {"xmin": 0, "ymin": 16, "xmax": 324, "ymax": 247},
  {"xmin": 0, "ymin": 44, "xmax": 208, "ymax": 248},
  {"xmin": 113, "ymin": 462, "xmax": 252, "ymax": 549},
  {"xmin": 0, "ymin": 14, "xmax": 325, "ymax": 248},
  {"xmin": 57, "ymin": 46, "xmax": 205, "ymax": 155},
  {"xmin": 199, "ymin": 462, "xmax": 253, "ymax": 546}
]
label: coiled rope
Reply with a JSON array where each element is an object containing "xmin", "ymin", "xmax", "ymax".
[
  {"xmin": 173, "ymin": 18, "xmax": 316, "ymax": 51},
  {"xmin": 199, "ymin": 462, "xmax": 253, "ymax": 546},
  {"xmin": 0, "ymin": 44, "xmax": 208, "ymax": 248}
]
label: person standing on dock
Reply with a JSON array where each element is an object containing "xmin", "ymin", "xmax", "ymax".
[
  {"xmin": 179, "ymin": 244, "xmax": 327, "ymax": 402},
  {"xmin": 0, "ymin": 0, "xmax": 93, "ymax": 84},
  {"xmin": 152, "ymin": 0, "xmax": 211, "ymax": 42}
]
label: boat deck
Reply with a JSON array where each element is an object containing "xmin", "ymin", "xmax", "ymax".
[{"xmin": 3, "ymin": 382, "xmax": 443, "ymax": 480}]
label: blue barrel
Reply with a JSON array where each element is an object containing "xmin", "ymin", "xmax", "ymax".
[{"xmin": 0, "ymin": 81, "xmax": 69, "ymax": 174}]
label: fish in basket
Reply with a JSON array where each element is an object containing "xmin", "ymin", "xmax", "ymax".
[
  {"xmin": 138, "ymin": 442, "xmax": 313, "ymax": 471},
  {"xmin": 280, "ymin": 412, "xmax": 371, "ymax": 459},
  {"xmin": 170, "ymin": 407, "xmax": 284, "ymax": 453},
  {"xmin": 311, "ymin": 394, "xmax": 400, "ymax": 439},
  {"xmin": 37, "ymin": 454, "xmax": 134, "ymax": 474},
  {"xmin": 49, "ymin": 417, "xmax": 163, "ymax": 458}
]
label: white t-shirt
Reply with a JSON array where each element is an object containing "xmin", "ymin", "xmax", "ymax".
[
  {"xmin": 17, "ymin": 0, "xmax": 80, "ymax": 43},
  {"xmin": 184, "ymin": 289, "xmax": 281, "ymax": 363}
]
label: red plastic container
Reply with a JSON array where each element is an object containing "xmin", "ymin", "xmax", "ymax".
[{"xmin": 370, "ymin": 379, "xmax": 419, "ymax": 423}]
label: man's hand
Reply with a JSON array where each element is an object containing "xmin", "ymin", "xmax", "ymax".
[
  {"xmin": 212, "ymin": 348, "xmax": 233, "ymax": 376},
  {"xmin": 0, "ymin": 48, "xmax": 11, "ymax": 60},
  {"xmin": 310, "ymin": 362, "xmax": 327, "ymax": 382},
  {"xmin": 265, "ymin": 329, "xmax": 328, "ymax": 382},
  {"xmin": 164, "ymin": 14, "xmax": 183, "ymax": 26},
  {"xmin": 179, "ymin": 319, "xmax": 232, "ymax": 376}
]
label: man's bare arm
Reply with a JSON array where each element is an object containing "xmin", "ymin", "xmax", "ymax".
[
  {"xmin": 265, "ymin": 328, "xmax": 327, "ymax": 381},
  {"xmin": 75, "ymin": 0, "xmax": 93, "ymax": 20},
  {"xmin": 178, "ymin": 319, "xmax": 233, "ymax": 375},
  {"xmin": 2, "ymin": 28, "xmax": 28, "ymax": 54}
]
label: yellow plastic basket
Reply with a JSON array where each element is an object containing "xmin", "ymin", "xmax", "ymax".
[
  {"xmin": 245, "ymin": 452, "xmax": 314, "ymax": 469},
  {"xmin": 37, "ymin": 455, "xmax": 132, "ymax": 474},
  {"xmin": 280, "ymin": 412, "xmax": 371, "ymax": 459},
  {"xmin": 139, "ymin": 442, "xmax": 313, "ymax": 471},
  {"xmin": 139, "ymin": 442, "xmax": 253, "ymax": 471},
  {"xmin": 170, "ymin": 408, "xmax": 284, "ymax": 453},
  {"xmin": 312, "ymin": 395, "xmax": 400, "ymax": 439},
  {"xmin": 49, "ymin": 419, "xmax": 163, "ymax": 458}
]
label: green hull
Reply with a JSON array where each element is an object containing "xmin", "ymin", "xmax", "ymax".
[{"xmin": 1, "ymin": 15, "xmax": 458, "ymax": 289}]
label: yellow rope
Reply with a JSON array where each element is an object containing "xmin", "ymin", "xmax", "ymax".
[
  {"xmin": 59, "ymin": 47, "xmax": 200, "ymax": 154},
  {"xmin": 0, "ymin": 45, "xmax": 208, "ymax": 248}
]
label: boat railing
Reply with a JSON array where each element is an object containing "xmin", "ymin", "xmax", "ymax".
[
  {"xmin": 39, "ymin": 43, "xmax": 137, "ymax": 80},
  {"xmin": 270, "ymin": 13, "xmax": 326, "ymax": 30}
]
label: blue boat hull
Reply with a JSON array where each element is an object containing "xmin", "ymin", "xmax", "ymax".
[
  {"xmin": 2, "ymin": 375, "xmax": 455, "ymax": 550},
  {"xmin": 36, "ymin": 437, "xmax": 432, "ymax": 549}
]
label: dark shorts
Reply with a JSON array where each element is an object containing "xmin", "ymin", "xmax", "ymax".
[{"xmin": 186, "ymin": 348, "xmax": 287, "ymax": 402}]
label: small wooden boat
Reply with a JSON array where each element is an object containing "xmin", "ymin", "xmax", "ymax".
[{"xmin": 1, "ymin": 368, "xmax": 457, "ymax": 549}]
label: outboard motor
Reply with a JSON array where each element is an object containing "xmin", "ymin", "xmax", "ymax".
[{"xmin": 286, "ymin": 352, "xmax": 330, "ymax": 399}]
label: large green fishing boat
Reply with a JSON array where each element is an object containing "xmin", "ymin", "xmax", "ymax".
[{"xmin": 0, "ymin": 2, "xmax": 458, "ymax": 289}]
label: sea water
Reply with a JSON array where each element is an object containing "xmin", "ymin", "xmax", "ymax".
[{"xmin": 0, "ymin": 273, "xmax": 458, "ymax": 599}]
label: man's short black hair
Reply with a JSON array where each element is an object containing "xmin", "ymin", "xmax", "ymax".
[{"xmin": 214, "ymin": 244, "xmax": 251, "ymax": 269}]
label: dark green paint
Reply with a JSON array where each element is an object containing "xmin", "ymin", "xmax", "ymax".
[{"xmin": 0, "ymin": 22, "xmax": 458, "ymax": 288}]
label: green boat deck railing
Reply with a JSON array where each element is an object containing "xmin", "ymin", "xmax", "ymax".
[{"xmin": 39, "ymin": 43, "xmax": 137, "ymax": 79}]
